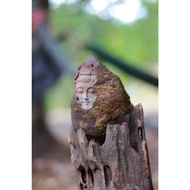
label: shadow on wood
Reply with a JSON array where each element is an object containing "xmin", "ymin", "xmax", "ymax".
[{"xmin": 69, "ymin": 104, "xmax": 154, "ymax": 190}]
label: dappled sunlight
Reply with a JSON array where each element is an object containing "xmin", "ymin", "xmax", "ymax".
[{"xmin": 50, "ymin": 0, "xmax": 149, "ymax": 23}]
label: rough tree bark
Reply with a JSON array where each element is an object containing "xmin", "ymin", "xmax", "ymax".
[{"xmin": 68, "ymin": 104, "xmax": 154, "ymax": 190}]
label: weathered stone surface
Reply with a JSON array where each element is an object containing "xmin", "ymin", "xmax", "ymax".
[{"xmin": 71, "ymin": 55, "xmax": 132, "ymax": 136}]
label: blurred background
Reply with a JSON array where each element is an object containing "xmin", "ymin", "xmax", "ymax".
[{"xmin": 32, "ymin": 0, "xmax": 158, "ymax": 189}]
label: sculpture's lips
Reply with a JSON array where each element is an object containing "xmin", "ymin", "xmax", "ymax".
[{"xmin": 82, "ymin": 101, "xmax": 90, "ymax": 105}]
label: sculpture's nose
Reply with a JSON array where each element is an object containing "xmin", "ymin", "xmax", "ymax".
[{"xmin": 84, "ymin": 92, "xmax": 88, "ymax": 101}]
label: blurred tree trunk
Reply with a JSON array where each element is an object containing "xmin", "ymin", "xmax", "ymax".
[
  {"xmin": 69, "ymin": 104, "xmax": 154, "ymax": 190},
  {"xmin": 32, "ymin": 100, "xmax": 69, "ymax": 160},
  {"xmin": 32, "ymin": 100, "xmax": 54, "ymax": 158}
]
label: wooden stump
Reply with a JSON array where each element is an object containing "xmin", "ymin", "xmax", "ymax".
[{"xmin": 68, "ymin": 104, "xmax": 154, "ymax": 190}]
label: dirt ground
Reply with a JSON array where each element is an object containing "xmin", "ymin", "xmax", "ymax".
[{"xmin": 32, "ymin": 108, "xmax": 158, "ymax": 190}]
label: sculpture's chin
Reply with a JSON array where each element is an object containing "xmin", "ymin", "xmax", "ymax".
[{"xmin": 81, "ymin": 103, "xmax": 92, "ymax": 110}]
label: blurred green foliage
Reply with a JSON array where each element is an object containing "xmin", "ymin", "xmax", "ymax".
[{"xmin": 43, "ymin": 0, "xmax": 158, "ymax": 111}]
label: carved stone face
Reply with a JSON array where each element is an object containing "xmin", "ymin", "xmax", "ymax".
[{"xmin": 75, "ymin": 75, "xmax": 97, "ymax": 109}]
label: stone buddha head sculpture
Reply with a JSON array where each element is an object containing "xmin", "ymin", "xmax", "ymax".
[{"xmin": 71, "ymin": 55, "xmax": 132, "ymax": 136}]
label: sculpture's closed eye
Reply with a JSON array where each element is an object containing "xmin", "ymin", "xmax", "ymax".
[
  {"xmin": 87, "ymin": 88, "xmax": 94, "ymax": 94},
  {"xmin": 76, "ymin": 88, "xmax": 83, "ymax": 94}
]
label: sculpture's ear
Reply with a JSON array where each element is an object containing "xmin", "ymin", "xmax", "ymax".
[{"xmin": 74, "ymin": 89, "xmax": 79, "ymax": 101}]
